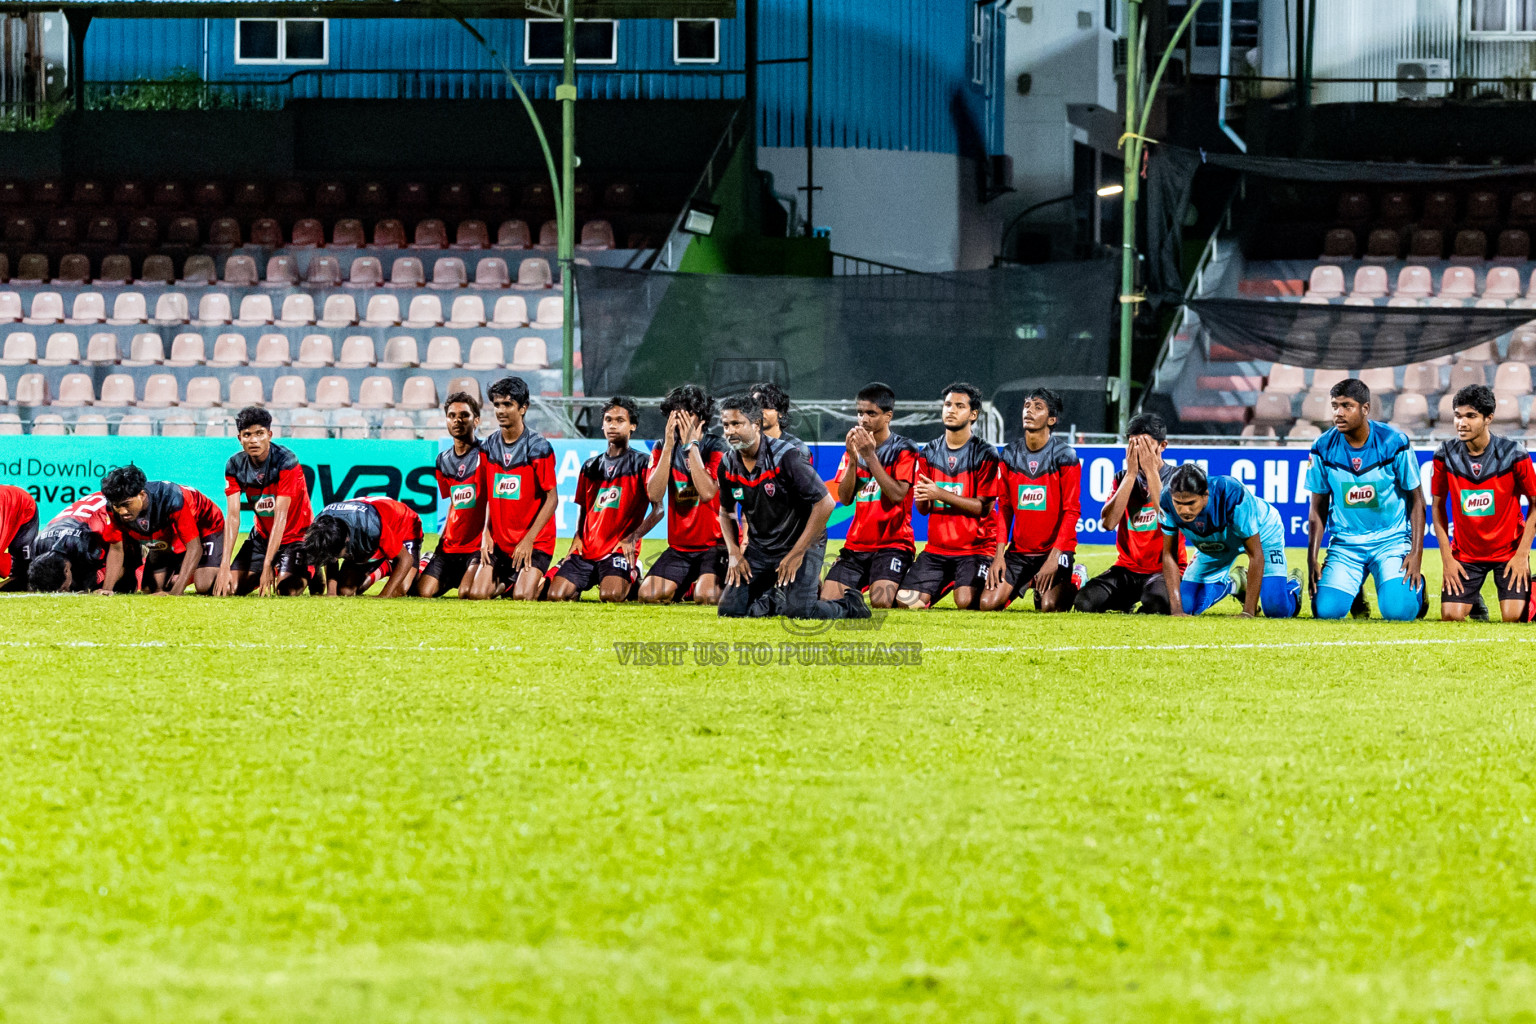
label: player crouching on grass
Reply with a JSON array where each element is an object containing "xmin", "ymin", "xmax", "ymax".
[
  {"xmin": 1159, "ymin": 464, "xmax": 1302, "ymax": 618},
  {"xmin": 464, "ymin": 376, "xmax": 560, "ymax": 601},
  {"xmin": 548, "ymin": 396, "xmax": 660, "ymax": 603},
  {"xmin": 0, "ymin": 483, "xmax": 39, "ymax": 591},
  {"xmin": 1431, "ymin": 384, "xmax": 1536, "ymax": 622},
  {"xmin": 28, "ymin": 494, "xmax": 140, "ymax": 593},
  {"xmin": 981, "ymin": 387, "xmax": 1081, "ymax": 612},
  {"xmin": 717, "ymin": 394, "xmax": 868, "ymax": 620},
  {"xmin": 99, "ymin": 464, "xmax": 225, "ymax": 595},
  {"xmin": 820, "ymin": 382, "xmax": 921, "ymax": 610},
  {"xmin": 214, "ymin": 406, "xmax": 314, "ymax": 597},
  {"xmin": 415, "ymin": 392, "xmax": 486, "ymax": 599},
  {"xmin": 1306, "ymin": 378, "xmax": 1427, "ymax": 621},
  {"xmin": 639, "ymin": 384, "xmax": 731, "ymax": 606},
  {"xmin": 300, "ymin": 497, "xmax": 422, "ymax": 597}
]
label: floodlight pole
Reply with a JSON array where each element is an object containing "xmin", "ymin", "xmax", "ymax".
[{"xmin": 558, "ymin": 0, "xmax": 577, "ymax": 397}]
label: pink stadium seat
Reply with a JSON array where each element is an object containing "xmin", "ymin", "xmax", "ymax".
[
  {"xmin": 1484, "ymin": 266, "xmax": 1522, "ymax": 301},
  {"xmin": 1455, "ymin": 341, "xmax": 1495, "ymax": 364},
  {"xmin": 439, "ymin": 182, "xmax": 470, "ymax": 208},
  {"xmin": 29, "ymin": 413, "xmax": 66, "ymax": 436},
  {"xmin": 579, "ymin": 220, "xmax": 615, "ymax": 250},
  {"xmin": 235, "ymin": 294, "xmax": 275, "ymax": 326},
  {"xmin": 378, "ymin": 336, "xmax": 419, "ymax": 369},
  {"xmin": 53, "ymin": 373, "xmax": 95, "ymax": 407},
  {"xmin": 1307, "ymin": 266, "xmax": 1345, "ymax": 299},
  {"xmin": 1402, "ymin": 363, "xmax": 1441, "ymax": 394},
  {"xmin": 87, "ymin": 218, "xmax": 118, "ymax": 247},
  {"xmin": 184, "ymin": 255, "xmax": 218, "ymax": 286},
  {"xmin": 286, "ymin": 411, "xmax": 329, "ymax": 439},
  {"xmin": 73, "ymin": 414, "xmax": 109, "ymax": 437},
  {"xmin": 124, "ymin": 217, "xmax": 158, "ymax": 248},
  {"xmin": 1263, "ymin": 364, "xmax": 1305, "ymax": 395},
  {"xmin": 24, "ymin": 292, "xmax": 64, "ymax": 325},
  {"xmin": 151, "ymin": 181, "xmax": 185, "ymax": 207},
  {"xmin": 251, "ymin": 334, "xmax": 290, "ymax": 367},
  {"xmin": 371, "ymin": 219, "xmax": 407, "ymax": 249},
  {"xmin": 14, "ymin": 253, "xmax": 48, "ymax": 282},
  {"xmin": 465, "ymin": 336, "xmax": 505, "ymax": 370},
  {"xmin": 334, "ymin": 410, "xmax": 371, "ymax": 440},
  {"xmin": 380, "ymin": 413, "xmax": 418, "ymax": 440},
  {"xmin": 264, "ymin": 256, "xmax": 299, "ymax": 287},
  {"xmin": 1389, "ymin": 392, "xmax": 1430, "ymax": 430},
  {"xmin": 1395, "ymin": 266, "xmax": 1433, "ymax": 299},
  {"xmin": 138, "ymin": 374, "xmax": 179, "ymax": 408},
  {"xmin": 348, "ymin": 257, "xmax": 384, "ymax": 287},
  {"xmin": 209, "ymin": 334, "xmax": 248, "ymax": 367},
  {"xmin": 1299, "ymin": 392, "xmax": 1333, "ymax": 426},
  {"xmin": 453, "ymin": 220, "xmax": 489, "ymax": 249},
  {"xmin": 397, "ymin": 376, "xmax": 439, "ymax": 410},
  {"xmin": 227, "ymin": 375, "xmax": 265, "ymax": 407},
  {"xmin": 398, "ymin": 183, "xmax": 429, "ymax": 207},
  {"xmin": 538, "ymin": 220, "xmax": 558, "ymax": 247},
  {"xmin": 480, "ymin": 182, "xmax": 512, "ymax": 208},
  {"xmin": 1510, "ymin": 329, "xmax": 1536, "ymax": 362},
  {"xmin": 356, "ymin": 376, "xmax": 396, "ymax": 409},
  {"xmin": 13, "ymin": 372, "xmax": 47, "ymax": 405},
  {"xmin": 0, "ymin": 331, "xmax": 36, "ymax": 365},
  {"xmin": 604, "ymin": 182, "xmax": 636, "ymax": 208},
  {"xmin": 336, "ymin": 336, "xmax": 376, "ymax": 368},
  {"xmin": 403, "ymin": 295, "xmax": 443, "ymax": 328},
  {"xmin": 0, "ymin": 293, "xmax": 20, "ymax": 323},
  {"xmin": 1496, "ymin": 230, "xmax": 1531, "ymax": 261},
  {"xmin": 387, "ymin": 258, "xmax": 426, "ymax": 289},
  {"xmin": 290, "ymin": 218, "xmax": 325, "ymax": 248},
  {"xmin": 193, "ymin": 293, "xmax": 232, "ymax": 326},
  {"xmin": 208, "ymin": 218, "xmax": 242, "ymax": 248},
  {"xmin": 1447, "ymin": 363, "xmax": 1487, "ymax": 392},
  {"xmin": 496, "ymin": 220, "xmax": 532, "ymax": 248},
  {"xmin": 166, "ymin": 333, "xmax": 207, "ymax": 367},
  {"xmin": 166, "ymin": 217, "xmax": 200, "ymax": 247},
  {"xmin": 65, "ymin": 293, "xmax": 106, "ymax": 326},
  {"xmin": 107, "ymin": 292, "xmax": 147, "ymax": 326},
  {"xmin": 268, "ymin": 376, "xmax": 307, "ymax": 409},
  {"xmin": 1452, "ymin": 229, "xmax": 1488, "ymax": 263},
  {"xmin": 223, "ymin": 254, "xmax": 259, "ymax": 287},
  {"xmin": 1466, "ymin": 190, "xmax": 1500, "ymax": 227},
  {"xmin": 411, "ymin": 219, "xmax": 448, "ymax": 249},
  {"xmin": 361, "ymin": 294, "xmax": 401, "ymax": 327},
  {"xmin": 250, "ymin": 218, "xmax": 284, "ymax": 248},
  {"xmin": 311, "ymin": 376, "xmax": 351, "ymax": 409},
  {"xmin": 318, "ymin": 294, "xmax": 357, "ymax": 328},
  {"xmin": 307, "ymin": 256, "xmax": 342, "ymax": 288},
  {"xmin": 1494, "ymin": 362, "xmax": 1533, "ymax": 397},
  {"xmin": 518, "ymin": 258, "xmax": 553, "ymax": 288},
  {"xmin": 1308, "ymin": 368, "xmax": 1349, "ymax": 395},
  {"xmin": 152, "ymin": 292, "xmax": 189, "ymax": 325},
  {"xmin": 203, "ymin": 412, "xmax": 236, "ymax": 438},
  {"xmin": 38, "ymin": 332, "xmax": 80, "ymax": 366},
  {"xmin": 295, "ymin": 334, "xmax": 335, "ymax": 368},
  {"xmin": 276, "ymin": 294, "xmax": 316, "ymax": 327},
  {"xmin": 533, "ymin": 296, "xmax": 564, "ymax": 327},
  {"xmin": 56, "ymin": 254, "xmax": 90, "ymax": 284},
  {"xmin": 332, "ymin": 219, "xmax": 365, "ymax": 247},
  {"xmin": 1358, "ymin": 367, "xmax": 1396, "ymax": 395},
  {"xmin": 490, "ymin": 295, "xmax": 529, "ymax": 328},
  {"xmin": 123, "ymin": 333, "xmax": 164, "ymax": 366},
  {"xmin": 0, "ymin": 413, "xmax": 18, "ymax": 436},
  {"xmin": 84, "ymin": 333, "xmax": 121, "ymax": 364},
  {"xmin": 1409, "ymin": 229, "xmax": 1445, "ymax": 259},
  {"xmin": 182, "ymin": 377, "xmax": 221, "ymax": 409},
  {"xmin": 1351, "ymin": 266, "xmax": 1389, "ymax": 299},
  {"xmin": 117, "ymin": 415, "xmax": 152, "ymax": 437},
  {"xmin": 510, "ymin": 336, "xmax": 549, "ymax": 370},
  {"xmin": 446, "ymin": 295, "xmax": 486, "ymax": 328},
  {"xmin": 422, "ymin": 336, "xmax": 462, "ymax": 369},
  {"xmin": 315, "ymin": 181, "xmax": 347, "ymax": 208},
  {"xmin": 473, "ymin": 258, "xmax": 510, "ymax": 289},
  {"xmin": 430, "ymin": 257, "xmax": 467, "ymax": 289},
  {"xmin": 1475, "ymin": 297, "xmax": 1508, "ymax": 310},
  {"xmin": 1495, "ymin": 394, "xmax": 1523, "ymax": 425},
  {"xmin": 159, "ymin": 414, "xmax": 197, "ymax": 439}
]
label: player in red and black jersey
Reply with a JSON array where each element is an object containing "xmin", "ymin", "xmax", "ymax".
[
  {"xmin": 27, "ymin": 494, "xmax": 141, "ymax": 592},
  {"xmin": 550, "ymin": 397, "xmax": 661, "ymax": 602},
  {"xmin": 982, "ymin": 387, "xmax": 1081, "ymax": 612},
  {"xmin": 99, "ymin": 465, "xmax": 226, "ymax": 595},
  {"xmin": 821, "ymin": 382, "xmax": 920, "ymax": 609},
  {"xmin": 416, "ymin": 391, "xmax": 487, "ymax": 598},
  {"xmin": 214, "ymin": 406, "xmax": 314, "ymax": 596},
  {"xmin": 895, "ymin": 383, "xmax": 1002, "ymax": 610},
  {"xmin": 1431, "ymin": 385, "xmax": 1536, "ymax": 621},
  {"xmin": 639, "ymin": 384, "xmax": 731, "ymax": 605},
  {"xmin": 749, "ymin": 381, "xmax": 812, "ymax": 462},
  {"xmin": 0, "ymin": 483, "xmax": 39, "ymax": 590},
  {"xmin": 465, "ymin": 376, "xmax": 561, "ymax": 601},
  {"xmin": 300, "ymin": 497, "xmax": 423, "ymax": 597},
  {"xmin": 1075, "ymin": 413, "xmax": 1185, "ymax": 615}
]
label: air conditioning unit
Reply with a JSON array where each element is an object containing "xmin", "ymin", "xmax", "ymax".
[{"xmin": 1393, "ymin": 59, "xmax": 1451, "ymax": 101}]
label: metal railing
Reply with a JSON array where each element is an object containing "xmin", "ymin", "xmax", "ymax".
[
  {"xmin": 1194, "ymin": 72, "xmax": 1536, "ymax": 105},
  {"xmin": 651, "ymin": 99, "xmax": 744, "ymax": 271},
  {"xmin": 830, "ymin": 252, "xmax": 918, "ymax": 276}
]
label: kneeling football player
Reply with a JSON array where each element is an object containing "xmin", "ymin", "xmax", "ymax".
[
  {"xmin": 28, "ymin": 494, "xmax": 141, "ymax": 593},
  {"xmin": 0, "ymin": 483, "xmax": 40, "ymax": 591},
  {"xmin": 300, "ymin": 497, "xmax": 423, "ymax": 597},
  {"xmin": 549, "ymin": 397, "xmax": 660, "ymax": 603},
  {"xmin": 639, "ymin": 384, "xmax": 731, "ymax": 606},
  {"xmin": 215, "ymin": 407, "xmax": 314, "ymax": 596},
  {"xmin": 99, "ymin": 464, "xmax": 225, "ymax": 595},
  {"xmin": 1160, "ymin": 464, "xmax": 1301, "ymax": 618},
  {"xmin": 416, "ymin": 392, "xmax": 487, "ymax": 598},
  {"xmin": 464, "ymin": 376, "xmax": 560, "ymax": 601}
]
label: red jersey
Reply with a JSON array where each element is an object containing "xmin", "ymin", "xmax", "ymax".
[
  {"xmin": 224, "ymin": 442, "xmax": 312, "ymax": 545},
  {"xmin": 834, "ymin": 433, "xmax": 920, "ymax": 554},
  {"xmin": 574, "ymin": 447, "xmax": 652, "ymax": 559},
  {"xmin": 916, "ymin": 435, "xmax": 1003, "ymax": 557},
  {"xmin": 480, "ymin": 428, "xmax": 558, "ymax": 554},
  {"xmin": 316, "ymin": 498, "xmax": 423, "ymax": 563},
  {"xmin": 650, "ymin": 434, "xmax": 729, "ymax": 551},
  {"xmin": 998, "ymin": 434, "xmax": 1081, "ymax": 556},
  {"xmin": 1431, "ymin": 436, "xmax": 1536, "ymax": 562},
  {"xmin": 101, "ymin": 481, "xmax": 224, "ymax": 555},
  {"xmin": 0, "ymin": 484, "xmax": 38, "ymax": 551},
  {"xmin": 1112, "ymin": 466, "xmax": 1186, "ymax": 574},
  {"xmin": 434, "ymin": 442, "xmax": 485, "ymax": 555}
]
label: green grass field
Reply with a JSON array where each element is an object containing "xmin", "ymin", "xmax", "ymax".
[{"xmin": 4, "ymin": 543, "xmax": 1536, "ymax": 1022}]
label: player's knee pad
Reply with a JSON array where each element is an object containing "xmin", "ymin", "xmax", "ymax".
[
  {"xmin": 1313, "ymin": 586, "xmax": 1354, "ymax": 620},
  {"xmin": 1259, "ymin": 576, "xmax": 1300, "ymax": 619},
  {"xmin": 1376, "ymin": 579, "xmax": 1422, "ymax": 622}
]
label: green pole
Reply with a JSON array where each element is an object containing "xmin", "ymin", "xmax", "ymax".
[
  {"xmin": 558, "ymin": 0, "xmax": 577, "ymax": 398},
  {"xmin": 1117, "ymin": 0, "xmax": 1140, "ymax": 437}
]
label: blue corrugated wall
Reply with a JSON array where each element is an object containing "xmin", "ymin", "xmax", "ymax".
[{"xmin": 83, "ymin": 0, "xmax": 999, "ymax": 156}]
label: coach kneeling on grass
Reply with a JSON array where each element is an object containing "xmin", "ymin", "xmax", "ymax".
[{"xmin": 716, "ymin": 394, "xmax": 869, "ymax": 621}]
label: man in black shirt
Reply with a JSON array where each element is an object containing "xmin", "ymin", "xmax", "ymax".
[{"xmin": 716, "ymin": 395, "xmax": 868, "ymax": 620}]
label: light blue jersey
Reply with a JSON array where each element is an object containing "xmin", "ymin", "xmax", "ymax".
[
  {"xmin": 1158, "ymin": 474, "xmax": 1286, "ymax": 575},
  {"xmin": 1304, "ymin": 423, "xmax": 1420, "ymax": 549}
]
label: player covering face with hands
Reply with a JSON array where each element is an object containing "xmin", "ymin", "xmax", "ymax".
[{"xmin": 639, "ymin": 384, "xmax": 731, "ymax": 606}]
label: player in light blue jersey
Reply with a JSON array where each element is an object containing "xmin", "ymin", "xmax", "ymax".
[
  {"xmin": 1305, "ymin": 378, "xmax": 1426, "ymax": 621},
  {"xmin": 1158, "ymin": 464, "xmax": 1301, "ymax": 618}
]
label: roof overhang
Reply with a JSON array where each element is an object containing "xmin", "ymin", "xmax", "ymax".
[{"xmin": 4, "ymin": 1, "xmax": 734, "ymax": 17}]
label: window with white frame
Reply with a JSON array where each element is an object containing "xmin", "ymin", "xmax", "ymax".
[
  {"xmin": 971, "ymin": 2, "xmax": 993, "ymax": 88},
  {"xmin": 1470, "ymin": 0, "xmax": 1536, "ymax": 34},
  {"xmin": 235, "ymin": 19, "xmax": 328, "ymax": 64},
  {"xmin": 674, "ymin": 19, "xmax": 719, "ymax": 63},
  {"xmin": 525, "ymin": 19, "xmax": 618, "ymax": 63}
]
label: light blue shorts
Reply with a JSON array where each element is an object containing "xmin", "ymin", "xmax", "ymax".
[
  {"xmin": 1182, "ymin": 500, "xmax": 1288, "ymax": 585},
  {"xmin": 1319, "ymin": 537, "xmax": 1413, "ymax": 596}
]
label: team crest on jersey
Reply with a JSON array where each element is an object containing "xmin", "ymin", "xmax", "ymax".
[
  {"xmin": 493, "ymin": 473, "xmax": 522, "ymax": 500},
  {"xmin": 1016, "ymin": 484, "xmax": 1047, "ymax": 511},
  {"xmin": 1351, "ymin": 457, "xmax": 1363, "ymax": 471},
  {"xmin": 450, "ymin": 484, "xmax": 478, "ymax": 510},
  {"xmin": 594, "ymin": 485, "xmax": 623, "ymax": 510},
  {"xmin": 1472, "ymin": 462, "xmax": 1483, "ymax": 476},
  {"xmin": 1343, "ymin": 483, "xmax": 1378, "ymax": 508},
  {"xmin": 764, "ymin": 482, "xmax": 776, "ymax": 497},
  {"xmin": 1460, "ymin": 488, "xmax": 1495, "ymax": 516},
  {"xmin": 253, "ymin": 494, "xmax": 277, "ymax": 516},
  {"xmin": 457, "ymin": 463, "xmax": 470, "ymax": 479},
  {"xmin": 947, "ymin": 456, "xmax": 957, "ymax": 470},
  {"xmin": 1028, "ymin": 459, "xmax": 1040, "ymax": 472}
]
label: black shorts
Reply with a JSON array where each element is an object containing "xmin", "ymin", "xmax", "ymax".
[
  {"xmin": 825, "ymin": 547, "xmax": 913, "ymax": 590},
  {"xmin": 488, "ymin": 546, "xmax": 553, "ymax": 586},
  {"xmin": 233, "ymin": 533, "xmax": 309, "ymax": 579},
  {"xmin": 1441, "ymin": 559, "xmax": 1531, "ymax": 604},
  {"xmin": 646, "ymin": 545, "xmax": 727, "ymax": 589},
  {"xmin": 421, "ymin": 548, "xmax": 480, "ymax": 586},
  {"xmin": 146, "ymin": 532, "xmax": 225, "ymax": 573},
  {"xmin": 4, "ymin": 511, "xmax": 37, "ymax": 581},
  {"xmin": 1075, "ymin": 563, "xmax": 1170, "ymax": 614},
  {"xmin": 556, "ymin": 551, "xmax": 639, "ymax": 593},
  {"xmin": 900, "ymin": 551, "xmax": 988, "ymax": 599},
  {"xmin": 347, "ymin": 534, "xmax": 423, "ymax": 579},
  {"xmin": 995, "ymin": 550, "xmax": 1075, "ymax": 600}
]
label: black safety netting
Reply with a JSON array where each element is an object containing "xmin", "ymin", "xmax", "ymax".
[{"xmin": 575, "ymin": 261, "xmax": 1118, "ymax": 430}]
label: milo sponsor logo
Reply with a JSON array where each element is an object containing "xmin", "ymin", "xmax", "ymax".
[
  {"xmin": 1342, "ymin": 483, "xmax": 1378, "ymax": 508},
  {"xmin": 253, "ymin": 494, "xmax": 277, "ymax": 517},
  {"xmin": 493, "ymin": 473, "xmax": 522, "ymax": 500},
  {"xmin": 1129, "ymin": 507, "xmax": 1158, "ymax": 532},
  {"xmin": 1460, "ymin": 488, "xmax": 1495, "ymax": 517},
  {"xmin": 1016, "ymin": 484, "xmax": 1047, "ymax": 511},
  {"xmin": 595, "ymin": 484, "xmax": 623, "ymax": 510},
  {"xmin": 450, "ymin": 483, "xmax": 478, "ymax": 510},
  {"xmin": 731, "ymin": 486, "xmax": 745, "ymax": 500},
  {"xmin": 672, "ymin": 478, "xmax": 699, "ymax": 507},
  {"xmin": 856, "ymin": 479, "xmax": 882, "ymax": 502}
]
